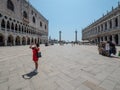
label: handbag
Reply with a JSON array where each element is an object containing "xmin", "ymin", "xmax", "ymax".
[{"xmin": 37, "ymin": 52, "xmax": 42, "ymax": 58}]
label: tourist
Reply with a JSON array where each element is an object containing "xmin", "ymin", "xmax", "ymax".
[
  {"xmin": 29, "ymin": 43, "xmax": 40, "ymax": 72},
  {"xmin": 105, "ymin": 41, "xmax": 110, "ymax": 56}
]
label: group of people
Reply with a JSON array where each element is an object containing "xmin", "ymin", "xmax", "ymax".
[{"xmin": 98, "ymin": 41, "xmax": 116, "ymax": 57}]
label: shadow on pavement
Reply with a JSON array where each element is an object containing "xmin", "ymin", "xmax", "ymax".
[{"xmin": 22, "ymin": 71, "xmax": 38, "ymax": 79}]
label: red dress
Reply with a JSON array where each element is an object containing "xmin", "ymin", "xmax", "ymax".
[{"xmin": 32, "ymin": 48, "xmax": 40, "ymax": 62}]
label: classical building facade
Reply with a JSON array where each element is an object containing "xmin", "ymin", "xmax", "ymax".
[
  {"xmin": 0, "ymin": 0, "xmax": 48, "ymax": 46},
  {"xmin": 82, "ymin": 3, "xmax": 120, "ymax": 45}
]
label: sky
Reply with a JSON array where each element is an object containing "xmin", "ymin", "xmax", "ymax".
[{"xmin": 29, "ymin": 0, "xmax": 119, "ymax": 41}]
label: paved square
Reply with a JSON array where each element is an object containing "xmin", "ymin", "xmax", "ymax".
[{"xmin": 0, "ymin": 44, "xmax": 120, "ymax": 90}]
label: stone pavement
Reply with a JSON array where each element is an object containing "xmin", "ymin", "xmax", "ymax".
[{"xmin": 0, "ymin": 44, "xmax": 120, "ymax": 90}]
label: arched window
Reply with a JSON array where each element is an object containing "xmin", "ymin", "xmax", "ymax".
[
  {"xmin": 19, "ymin": 25, "xmax": 21, "ymax": 32},
  {"xmin": 22, "ymin": 26, "xmax": 23, "ymax": 33},
  {"xmin": 40, "ymin": 21, "xmax": 42, "ymax": 27},
  {"xmin": 0, "ymin": 13, "xmax": 2, "ymax": 17},
  {"xmin": 23, "ymin": 11, "xmax": 28, "ymax": 19},
  {"xmin": 24, "ymin": 27, "xmax": 26, "ymax": 33},
  {"xmin": 15, "ymin": 24, "xmax": 17, "ymax": 31},
  {"xmin": 11, "ymin": 23, "xmax": 14, "ymax": 31},
  {"xmin": 7, "ymin": 0, "xmax": 14, "ymax": 11},
  {"xmin": 1, "ymin": 19, "xmax": 5, "ymax": 28},
  {"xmin": 32, "ymin": 16, "xmax": 35, "ymax": 23},
  {"xmin": 7, "ymin": 21, "xmax": 10, "ymax": 29}
]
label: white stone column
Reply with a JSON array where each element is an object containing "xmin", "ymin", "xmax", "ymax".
[
  {"xmin": 5, "ymin": 20, "xmax": 7, "ymax": 33},
  {"xmin": 99, "ymin": 25, "xmax": 101, "ymax": 32},
  {"xmin": 107, "ymin": 36, "xmax": 109, "ymax": 41},
  {"xmin": 103, "ymin": 36, "xmax": 105, "ymax": 41},
  {"xmin": 112, "ymin": 35, "xmax": 115, "ymax": 43},
  {"xmin": 96, "ymin": 38, "xmax": 98, "ymax": 43},
  {"xmin": 9, "ymin": 22, "xmax": 11, "ymax": 32},
  {"xmin": 4, "ymin": 35, "xmax": 7, "ymax": 46},
  {"xmin": 112, "ymin": 18, "xmax": 115, "ymax": 29},
  {"xmin": 20, "ymin": 37, "xmax": 22, "ymax": 45},
  {"xmin": 103, "ymin": 23, "xmax": 105, "ymax": 32},
  {"xmin": 100, "ymin": 37, "xmax": 102, "ymax": 42},
  {"xmin": 13, "ymin": 37, "xmax": 15, "ymax": 46},
  {"xmin": 5, "ymin": 20, "xmax": 7, "ymax": 46},
  {"xmin": 107, "ymin": 21, "xmax": 109, "ymax": 30},
  {"xmin": 118, "ymin": 15, "xmax": 120, "ymax": 28},
  {"xmin": 30, "ymin": 38, "xmax": 32, "ymax": 44},
  {"xmin": 26, "ymin": 37, "xmax": 27, "ymax": 45}
]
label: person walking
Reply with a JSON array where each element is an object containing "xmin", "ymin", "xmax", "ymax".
[{"xmin": 29, "ymin": 43, "xmax": 40, "ymax": 72}]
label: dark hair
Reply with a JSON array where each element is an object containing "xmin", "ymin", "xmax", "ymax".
[{"xmin": 36, "ymin": 43, "xmax": 39, "ymax": 47}]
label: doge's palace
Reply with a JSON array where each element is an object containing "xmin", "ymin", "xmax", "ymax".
[{"xmin": 0, "ymin": 0, "xmax": 48, "ymax": 46}]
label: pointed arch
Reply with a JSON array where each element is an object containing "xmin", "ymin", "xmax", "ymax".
[
  {"xmin": 7, "ymin": 0, "xmax": 14, "ymax": 11},
  {"xmin": 7, "ymin": 21, "xmax": 10, "ymax": 31},
  {"xmin": 22, "ymin": 37, "xmax": 26, "ymax": 45},
  {"xmin": 11, "ymin": 22, "xmax": 14, "ymax": 32},
  {"xmin": 19, "ymin": 25, "xmax": 21, "ymax": 32},
  {"xmin": 27, "ymin": 37, "xmax": 30, "ymax": 45},
  {"xmin": 23, "ymin": 11, "xmax": 28, "ymax": 19},
  {"xmin": 7, "ymin": 35, "xmax": 14, "ymax": 46},
  {"xmin": 15, "ymin": 36, "xmax": 20, "ymax": 45},
  {"xmin": 1, "ymin": 19, "xmax": 5, "ymax": 29},
  {"xmin": 32, "ymin": 16, "xmax": 35, "ymax": 23},
  {"xmin": 15, "ymin": 24, "xmax": 18, "ymax": 32}
]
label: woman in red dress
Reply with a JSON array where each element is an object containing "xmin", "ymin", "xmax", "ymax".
[{"xmin": 30, "ymin": 43, "xmax": 40, "ymax": 72}]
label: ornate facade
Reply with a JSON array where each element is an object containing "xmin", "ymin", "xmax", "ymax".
[
  {"xmin": 82, "ymin": 3, "xmax": 120, "ymax": 45},
  {"xmin": 0, "ymin": 0, "xmax": 48, "ymax": 46}
]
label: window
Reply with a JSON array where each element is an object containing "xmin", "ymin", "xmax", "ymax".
[
  {"xmin": 9, "ymin": 18, "xmax": 12, "ymax": 21},
  {"xmin": 11, "ymin": 23, "xmax": 14, "ymax": 30},
  {"xmin": 115, "ymin": 18, "xmax": 118, "ymax": 27},
  {"xmin": 101, "ymin": 24, "xmax": 103, "ymax": 31},
  {"xmin": 109, "ymin": 20, "xmax": 112, "ymax": 28},
  {"xmin": 23, "ymin": 11, "xmax": 28, "ymax": 19},
  {"xmin": 35, "ymin": 13, "xmax": 37, "ymax": 17},
  {"xmin": 1, "ymin": 19, "xmax": 5, "ymax": 28},
  {"xmin": 7, "ymin": 21, "xmax": 10, "ymax": 29},
  {"xmin": 22, "ymin": 26, "xmax": 23, "ymax": 32},
  {"xmin": 105, "ymin": 22, "xmax": 107, "ymax": 30},
  {"xmin": 31, "ymin": 10, "xmax": 33, "ymax": 15},
  {"xmin": 7, "ymin": 0, "xmax": 14, "ymax": 11},
  {"xmin": 98, "ymin": 26, "xmax": 100, "ymax": 32},
  {"xmin": 45, "ymin": 25, "xmax": 47, "ymax": 30},
  {"xmin": 32, "ymin": 16, "xmax": 35, "ymax": 23},
  {"xmin": 19, "ymin": 25, "xmax": 21, "ymax": 31},
  {"xmin": 0, "ymin": 13, "xmax": 2, "ymax": 17},
  {"xmin": 40, "ymin": 21, "xmax": 42, "ymax": 27},
  {"xmin": 5, "ymin": 16, "xmax": 8, "ymax": 19},
  {"xmin": 15, "ymin": 24, "xmax": 17, "ymax": 31}
]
